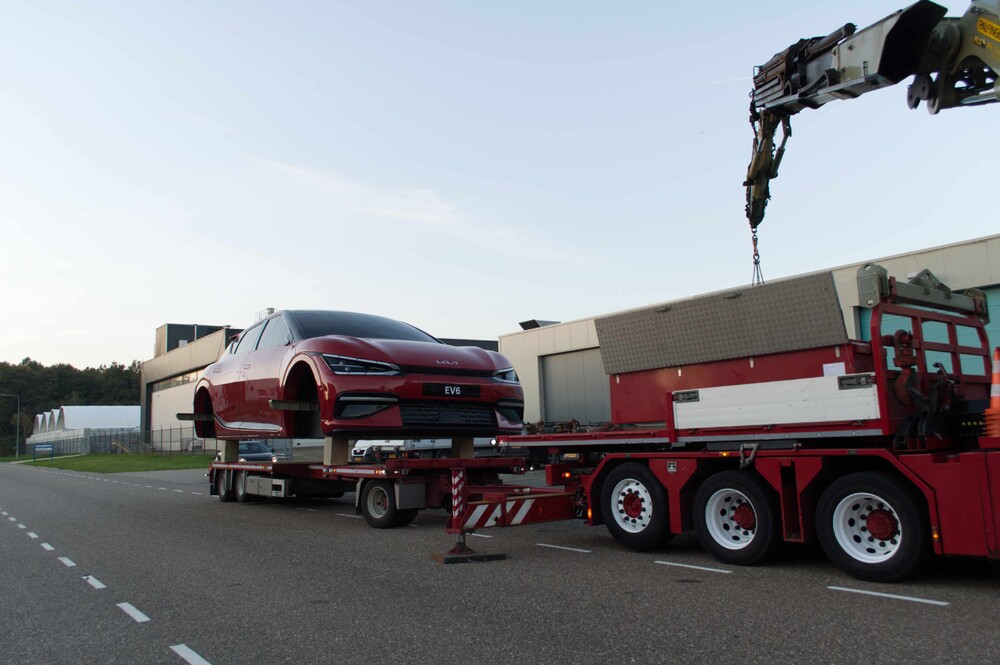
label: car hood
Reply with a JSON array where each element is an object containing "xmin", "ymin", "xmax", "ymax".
[{"xmin": 307, "ymin": 337, "xmax": 508, "ymax": 372}]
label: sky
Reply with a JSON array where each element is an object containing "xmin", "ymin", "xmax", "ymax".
[{"xmin": 1, "ymin": 1, "xmax": 997, "ymax": 369}]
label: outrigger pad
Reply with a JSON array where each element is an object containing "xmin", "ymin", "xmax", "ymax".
[{"xmin": 431, "ymin": 543, "xmax": 506, "ymax": 564}]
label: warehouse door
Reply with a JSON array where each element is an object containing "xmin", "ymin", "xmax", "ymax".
[{"xmin": 541, "ymin": 348, "xmax": 611, "ymax": 425}]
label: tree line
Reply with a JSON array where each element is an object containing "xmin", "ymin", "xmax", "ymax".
[{"xmin": 0, "ymin": 357, "xmax": 141, "ymax": 456}]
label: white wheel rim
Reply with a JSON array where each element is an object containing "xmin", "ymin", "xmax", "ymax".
[
  {"xmin": 367, "ymin": 486, "xmax": 390, "ymax": 519},
  {"xmin": 611, "ymin": 478, "xmax": 653, "ymax": 533},
  {"xmin": 831, "ymin": 491, "xmax": 902, "ymax": 563},
  {"xmin": 237, "ymin": 472, "xmax": 246, "ymax": 495},
  {"xmin": 704, "ymin": 488, "xmax": 757, "ymax": 550}
]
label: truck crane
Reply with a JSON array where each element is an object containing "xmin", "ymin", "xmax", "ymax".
[{"xmin": 744, "ymin": 0, "xmax": 999, "ymax": 278}]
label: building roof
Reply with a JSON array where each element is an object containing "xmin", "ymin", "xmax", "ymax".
[{"xmin": 32, "ymin": 405, "xmax": 140, "ymax": 434}]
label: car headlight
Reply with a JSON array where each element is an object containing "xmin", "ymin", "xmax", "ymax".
[
  {"xmin": 492, "ymin": 368, "xmax": 519, "ymax": 384},
  {"xmin": 239, "ymin": 457, "xmax": 246, "ymax": 463},
  {"xmin": 271, "ymin": 456, "xmax": 278, "ymax": 463},
  {"xmin": 323, "ymin": 354, "xmax": 400, "ymax": 376}
]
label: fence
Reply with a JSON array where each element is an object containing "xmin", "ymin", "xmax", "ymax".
[{"xmin": 26, "ymin": 426, "xmax": 224, "ymax": 457}]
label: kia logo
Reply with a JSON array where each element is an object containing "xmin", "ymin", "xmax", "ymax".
[{"xmin": 436, "ymin": 360, "xmax": 459, "ymax": 366}]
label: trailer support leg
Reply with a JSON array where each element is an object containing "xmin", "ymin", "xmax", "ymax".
[
  {"xmin": 432, "ymin": 532, "xmax": 506, "ymax": 564},
  {"xmin": 323, "ymin": 435, "xmax": 350, "ymax": 466},
  {"xmin": 219, "ymin": 440, "xmax": 239, "ymax": 463},
  {"xmin": 451, "ymin": 436, "xmax": 475, "ymax": 459}
]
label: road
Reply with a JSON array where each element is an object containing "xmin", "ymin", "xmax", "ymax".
[{"xmin": 2, "ymin": 462, "xmax": 1000, "ymax": 664}]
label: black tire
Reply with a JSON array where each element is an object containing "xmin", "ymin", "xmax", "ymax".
[
  {"xmin": 216, "ymin": 470, "xmax": 234, "ymax": 503},
  {"xmin": 361, "ymin": 480, "xmax": 399, "ymax": 528},
  {"xmin": 235, "ymin": 470, "xmax": 255, "ymax": 503},
  {"xmin": 393, "ymin": 509, "xmax": 419, "ymax": 527},
  {"xmin": 693, "ymin": 470, "xmax": 781, "ymax": 566},
  {"xmin": 816, "ymin": 472, "xmax": 929, "ymax": 582},
  {"xmin": 601, "ymin": 463, "xmax": 672, "ymax": 551}
]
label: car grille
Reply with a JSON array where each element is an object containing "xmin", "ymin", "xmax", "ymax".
[
  {"xmin": 400, "ymin": 402, "xmax": 496, "ymax": 426},
  {"xmin": 397, "ymin": 365, "xmax": 495, "ymax": 378}
]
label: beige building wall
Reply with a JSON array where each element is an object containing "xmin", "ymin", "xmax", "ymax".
[{"xmin": 501, "ymin": 233, "xmax": 1000, "ymax": 424}]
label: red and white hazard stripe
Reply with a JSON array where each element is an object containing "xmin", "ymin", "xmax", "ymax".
[
  {"xmin": 462, "ymin": 499, "xmax": 536, "ymax": 530},
  {"xmin": 451, "ymin": 470, "xmax": 465, "ymax": 528}
]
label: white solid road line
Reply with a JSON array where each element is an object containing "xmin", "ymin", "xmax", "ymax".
[
  {"xmin": 655, "ymin": 560, "xmax": 734, "ymax": 574},
  {"xmin": 336, "ymin": 513, "xmax": 363, "ymax": 519},
  {"xmin": 827, "ymin": 585, "xmax": 949, "ymax": 607},
  {"xmin": 83, "ymin": 575, "xmax": 107, "ymax": 590},
  {"xmin": 41, "ymin": 543, "xmax": 55, "ymax": 551},
  {"xmin": 170, "ymin": 644, "xmax": 213, "ymax": 665},
  {"xmin": 117, "ymin": 602, "xmax": 151, "ymax": 623},
  {"xmin": 536, "ymin": 543, "xmax": 592, "ymax": 554},
  {"xmin": 469, "ymin": 533, "xmax": 493, "ymax": 538},
  {"xmin": 58, "ymin": 557, "xmax": 76, "ymax": 567}
]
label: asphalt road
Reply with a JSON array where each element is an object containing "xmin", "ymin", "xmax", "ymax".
[{"xmin": 2, "ymin": 463, "xmax": 1000, "ymax": 665}]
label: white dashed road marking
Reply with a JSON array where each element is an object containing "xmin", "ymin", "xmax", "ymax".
[
  {"xmin": 827, "ymin": 585, "xmax": 949, "ymax": 606},
  {"xmin": 17, "ymin": 524, "xmax": 26, "ymax": 529},
  {"xmin": 27, "ymin": 532, "xmax": 38, "ymax": 539},
  {"xmin": 58, "ymin": 557, "xmax": 77, "ymax": 567},
  {"xmin": 41, "ymin": 543, "xmax": 55, "ymax": 551},
  {"xmin": 655, "ymin": 560, "xmax": 733, "ymax": 574},
  {"xmin": 84, "ymin": 575, "xmax": 106, "ymax": 590},
  {"xmin": 536, "ymin": 543, "xmax": 591, "ymax": 554},
  {"xmin": 336, "ymin": 513, "xmax": 362, "ymax": 519},
  {"xmin": 117, "ymin": 602, "xmax": 151, "ymax": 623},
  {"xmin": 170, "ymin": 644, "xmax": 213, "ymax": 665}
]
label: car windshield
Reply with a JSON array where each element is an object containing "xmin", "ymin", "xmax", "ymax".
[
  {"xmin": 239, "ymin": 441, "xmax": 270, "ymax": 454},
  {"xmin": 289, "ymin": 311, "xmax": 440, "ymax": 343}
]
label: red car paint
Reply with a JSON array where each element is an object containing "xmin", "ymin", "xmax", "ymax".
[{"xmin": 193, "ymin": 310, "xmax": 523, "ymax": 440}]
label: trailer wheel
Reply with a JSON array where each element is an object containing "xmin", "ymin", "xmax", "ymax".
[
  {"xmin": 601, "ymin": 463, "xmax": 671, "ymax": 551},
  {"xmin": 816, "ymin": 472, "xmax": 929, "ymax": 582},
  {"xmin": 693, "ymin": 471, "xmax": 780, "ymax": 566},
  {"xmin": 361, "ymin": 480, "xmax": 399, "ymax": 529},
  {"xmin": 235, "ymin": 470, "xmax": 256, "ymax": 503},
  {"xmin": 216, "ymin": 470, "xmax": 234, "ymax": 503}
]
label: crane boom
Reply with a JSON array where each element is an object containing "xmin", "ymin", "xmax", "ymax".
[{"xmin": 744, "ymin": 0, "xmax": 1000, "ymax": 230}]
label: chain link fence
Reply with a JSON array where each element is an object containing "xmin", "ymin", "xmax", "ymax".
[{"xmin": 26, "ymin": 426, "xmax": 224, "ymax": 457}]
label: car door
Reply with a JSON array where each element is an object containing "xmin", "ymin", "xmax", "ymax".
[
  {"xmin": 241, "ymin": 314, "xmax": 292, "ymax": 432},
  {"xmin": 220, "ymin": 322, "xmax": 265, "ymax": 428}
]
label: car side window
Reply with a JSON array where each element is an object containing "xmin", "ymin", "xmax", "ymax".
[
  {"xmin": 256, "ymin": 315, "xmax": 290, "ymax": 350},
  {"xmin": 235, "ymin": 323, "xmax": 265, "ymax": 353}
]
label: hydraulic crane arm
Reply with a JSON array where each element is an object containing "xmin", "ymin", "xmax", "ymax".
[{"xmin": 745, "ymin": 0, "xmax": 1000, "ymax": 230}]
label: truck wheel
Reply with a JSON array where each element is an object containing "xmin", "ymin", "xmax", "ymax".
[
  {"xmin": 601, "ymin": 463, "xmax": 671, "ymax": 551},
  {"xmin": 693, "ymin": 471, "xmax": 780, "ymax": 566},
  {"xmin": 235, "ymin": 470, "xmax": 255, "ymax": 503},
  {"xmin": 216, "ymin": 470, "xmax": 234, "ymax": 503},
  {"xmin": 816, "ymin": 472, "xmax": 929, "ymax": 582},
  {"xmin": 361, "ymin": 480, "xmax": 399, "ymax": 528},
  {"xmin": 393, "ymin": 509, "xmax": 419, "ymax": 527}
]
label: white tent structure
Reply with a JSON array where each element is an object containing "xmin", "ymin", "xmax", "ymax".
[{"xmin": 27, "ymin": 405, "xmax": 141, "ymax": 455}]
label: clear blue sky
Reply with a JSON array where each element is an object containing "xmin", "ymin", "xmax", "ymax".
[{"xmin": 2, "ymin": 1, "xmax": 996, "ymax": 368}]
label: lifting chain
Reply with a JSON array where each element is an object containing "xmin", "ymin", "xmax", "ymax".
[{"xmin": 751, "ymin": 227, "xmax": 764, "ymax": 286}]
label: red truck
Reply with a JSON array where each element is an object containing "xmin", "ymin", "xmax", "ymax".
[{"xmin": 209, "ymin": 264, "xmax": 1000, "ymax": 582}]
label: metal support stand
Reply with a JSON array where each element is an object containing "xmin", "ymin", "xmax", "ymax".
[{"xmin": 432, "ymin": 532, "xmax": 506, "ymax": 564}]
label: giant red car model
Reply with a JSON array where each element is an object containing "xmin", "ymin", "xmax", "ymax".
[{"xmin": 191, "ymin": 310, "xmax": 524, "ymax": 440}]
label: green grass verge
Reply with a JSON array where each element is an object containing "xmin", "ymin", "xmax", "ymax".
[{"xmin": 23, "ymin": 453, "xmax": 216, "ymax": 473}]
